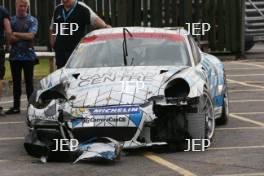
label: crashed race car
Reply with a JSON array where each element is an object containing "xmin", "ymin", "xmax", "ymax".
[{"xmin": 24, "ymin": 27, "xmax": 229, "ymax": 162}]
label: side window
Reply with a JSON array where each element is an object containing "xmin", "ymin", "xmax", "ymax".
[{"xmin": 188, "ymin": 35, "xmax": 201, "ymax": 65}]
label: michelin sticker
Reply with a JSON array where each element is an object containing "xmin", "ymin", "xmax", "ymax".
[{"xmin": 89, "ymin": 106, "xmax": 140, "ymax": 115}]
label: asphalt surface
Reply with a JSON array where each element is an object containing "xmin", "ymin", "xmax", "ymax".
[{"xmin": 0, "ymin": 48, "xmax": 264, "ymax": 176}]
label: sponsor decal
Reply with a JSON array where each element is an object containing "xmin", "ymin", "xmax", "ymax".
[
  {"xmin": 129, "ymin": 112, "xmax": 142, "ymax": 127},
  {"xmin": 78, "ymin": 72, "xmax": 155, "ymax": 87},
  {"xmin": 82, "ymin": 116, "xmax": 126, "ymax": 123},
  {"xmin": 89, "ymin": 106, "xmax": 140, "ymax": 115},
  {"xmin": 72, "ymin": 109, "xmax": 78, "ymax": 117}
]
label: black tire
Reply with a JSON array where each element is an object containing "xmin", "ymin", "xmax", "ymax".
[
  {"xmin": 24, "ymin": 130, "xmax": 72, "ymax": 161},
  {"xmin": 167, "ymin": 90, "xmax": 215, "ymax": 151},
  {"xmin": 200, "ymin": 90, "xmax": 215, "ymax": 142},
  {"xmin": 167, "ymin": 112, "xmax": 190, "ymax": 152},
  {"xmin": 216, "ymin": 73, "xmax": 229, "ymax": 126},
  {"xmin": 245, "ymin": 35, "xmax": 255, "ymax": 51},
  {"xmin": 216, "ymin": 86, "xmax": 229, "ymax": 125},
  {"xmin": 24, "ymin": 130, "xmax": 49, "ymax": 158}
]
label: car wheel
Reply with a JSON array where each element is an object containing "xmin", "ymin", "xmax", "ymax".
[
  {"xmin": 24, "ymin": 130, "xmax": 49, "ymax": 158},
  {"xmin": 167, "ymin": 90, "xmax": 215, "ymax": 151},
  {"xmin": 200, "ymin": 90, "xmax": 215, "ymax": 141},
  {"xmin": 167, "ymin": 112, "xmax": 190, "ymax": 151},
  {"xmin": 216, "ymin": 86, "xmax": 229, "ymax": 125}
]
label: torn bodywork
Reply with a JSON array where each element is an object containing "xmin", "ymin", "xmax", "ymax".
[{"xmin": 25, "ymin": 67, "xmax": 208, "ymax": 160}]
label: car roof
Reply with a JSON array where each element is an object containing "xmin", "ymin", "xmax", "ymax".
[{"xmin": 85, "ymin": 27, "xmax": 189, "ymax": 38}]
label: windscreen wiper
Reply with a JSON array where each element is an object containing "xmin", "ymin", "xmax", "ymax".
[{"xmin": 122, "ymin": 28, "xmax": 133, "ymax": 66}]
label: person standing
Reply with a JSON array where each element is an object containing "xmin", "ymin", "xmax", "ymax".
[
  {"xmin": 0, "ymin": 6, "xmax": 11, "ymax": 116},
  {"xmin": 5, "ymin": 0, "xmax": 38, "ymax": 115},
  {"xmin": 49, "ymin": 0, "xmax": 111, "ymax": 69}
]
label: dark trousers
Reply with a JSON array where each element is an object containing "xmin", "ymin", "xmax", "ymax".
[
  {"xmin": 10, "ymin": 60, "xmax": 34, "ymax": 109},
  {"xmin": 55, "ymin": 51, "xmax": 73, "ymax": 69},
  {"xmin": 0, "ymin": 45, "xmax": 5, "ymax": 80}
]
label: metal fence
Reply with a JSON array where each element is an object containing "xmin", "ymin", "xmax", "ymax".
[
  {"xmin": 0, "ymin": 0, "xmax": 245, "ymax": 56},
  {"xmin": 246, "ymin": 0, "xmax": 264, "ymax": 41}
]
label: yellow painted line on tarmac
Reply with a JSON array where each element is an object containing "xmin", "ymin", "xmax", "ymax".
[
  {"xmin": 229, "ymin": 89, "xmax": 264, "ymax": 93},
  {"xmin": 209, "ymin": 145, "xmax": 264, "ymax": 151},
  {"xmin": 235, "ymin": 61, "xmax": 264, "ymax": 69},
  {"xmin": 0, "ymin": 160, "xmax": 10, "ymax": 163},
  {"xmin": 216, "ymin": 127, "xmax": 264, "ymax": 131},
  {"xmin": 225, "ymin": 68, "xmax": 263, "ymax": 70},
  {"xmin": 213, "ymin": 172, "xmax": 264, "ymax": 176},
  {"xmin": 239, "ymin": 81, "xmax": 264, "ymax": 84},
  {"xmin": 230, "ymin": 114, "xmax": 264, "ymax": 127},
  {"xmin": 228, "ymin": 81, "xmax": 264, "ymax": 84},
  {"xmin": 0, "ymin": 137, "xmax": 24, "ymax": 141},
  {"xmin": 0, "ymin": 121, "xmax": 24, "ymax": 125},
  {"xmin": 228, "ymin": 74, "xmax": 264, "ymax": 77},
  {"xmin": 0, "ymin": 157, "xmax": 33, "ymax": 163},
  {"xmin": 225, "ymin": 60, "xmax": 250, "ymax": 63},
  {"xmin": 232, "ymin": 112, "xmax": 264, "ymax": 115},
  {"xmin": 227, "ymin": 79, "xmax": 264, "ymax": 89},
  {"xmin": 144, "ymin": 152, "xmax": 196, "ymax": 176},
  {"xmin": 230, "ymin": 99, "xmax": 264, "ymax": 103}
]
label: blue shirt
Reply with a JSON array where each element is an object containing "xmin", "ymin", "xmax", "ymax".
[
  {"xmin": 10, "ymin": 15, "xmax": 38, "ymax": 61},
  {"xmin": 0, "ymin": 6, "xmax": 10, "ymax": 41}
]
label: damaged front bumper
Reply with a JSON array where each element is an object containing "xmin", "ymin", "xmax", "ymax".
[{"xmin": 25, "ymin": 95, "xmax": 203, "ymax": 162}]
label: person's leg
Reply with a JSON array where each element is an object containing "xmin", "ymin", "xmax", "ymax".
[
  {"xmin": 0, "ymin": 79, "xmax": 4, "ymax": 116},
  {"xmin": 0, "ymin": 47, "xmax": 5, "ymax": 116},
  {"xmin": 0, "ymin": 80, "xmax": 3, "ymax": 99},
  {"xmin": 55, "ymin": 51, "xmax": 65, "ymax": 69},
  {"xmin": 55, "ymin": 51, "xmax": 73, "ymax": 69},
  {"xmin": 0, "ymin": 55, "xmax": 5, "ymax": 99},
  {"xmin": 22, "ymin": 61, "xmax": 34, "ymax": 100},
  {"xmin": 6, "ymin": 60, "xmax": 22, "ymax": 114}
]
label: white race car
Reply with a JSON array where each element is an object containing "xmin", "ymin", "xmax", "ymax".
[{"xmin": 24, "ymin": 27, "xmax": 229, "ymax": 161}]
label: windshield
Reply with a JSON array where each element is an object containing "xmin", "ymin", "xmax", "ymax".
[{"xmin": 66, "ymin": 34, "xmax": 191, "ymax": 68}]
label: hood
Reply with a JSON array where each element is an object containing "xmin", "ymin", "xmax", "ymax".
[{"xmin": 48, "ymin": 66, "xmax": 188, "ymax": 107}]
